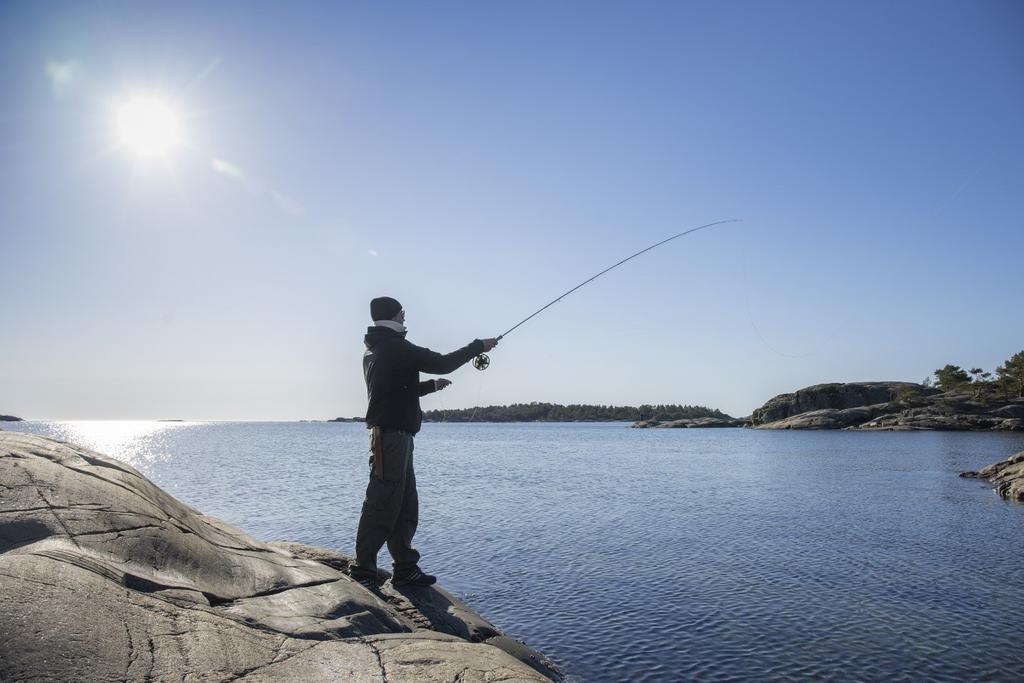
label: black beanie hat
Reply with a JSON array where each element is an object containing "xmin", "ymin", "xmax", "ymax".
[{"xmin": 370, "ymin": 296, "xmax": 402, "ymax": 321}]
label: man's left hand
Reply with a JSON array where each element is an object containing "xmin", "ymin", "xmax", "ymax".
[{"xmin": 435, "ymin": 379, "xmax": 452, "ymax": 391}]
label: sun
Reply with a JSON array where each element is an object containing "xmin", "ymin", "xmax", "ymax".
[{"xmin": 115, "ymin": 95, "xmax": 183, "ymax": 157}]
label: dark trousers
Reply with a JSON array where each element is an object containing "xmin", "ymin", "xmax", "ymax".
[{"xmin": 354, "ymin": 429, "xmax": 420, "ymax": 576}]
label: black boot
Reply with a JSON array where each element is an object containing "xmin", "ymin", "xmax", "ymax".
[
  {"xmin": 349, "ymin": 565, "xmax": 384, "ymax": 591},
  {"xmin": 392, "ymin": 565, "xmax": 436, "ymax": 587}
]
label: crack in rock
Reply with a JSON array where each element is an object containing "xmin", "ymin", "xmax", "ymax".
[
  {"xmin": 219, "ymin": 637, "xmax": 311, "ymax": 681},
  {"xmin": 34, "ymin": 488, "xmax": 83, "ymax": 550},
  {"xmin": 0, "ymin": 570, "xmax": 61, "ymax": 589},
  {"xmin": 71, "ymin": 523, "xmax": 165, "ymax": 539},
  {"xmin": 145, "ymin": 635, "xmax": 155, "ymax": 682},
  {"xmin": 367, "ymin": 641, "xmax": 390, "ymax": 683},
  {"xmin": 123, "ymin": 612, "xmax": 136, "ymax": 682}
]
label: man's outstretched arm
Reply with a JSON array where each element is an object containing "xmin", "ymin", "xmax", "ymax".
[{"xmin": 408, "ymin": 338, "xmax": 498, "ymax": 375}]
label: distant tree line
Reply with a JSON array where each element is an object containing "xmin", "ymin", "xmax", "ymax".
[
  {"xmin": 422, "ymin": 402, "xmax": 730, "ymax": 423},
  {"xmin": 928, "ymin": 349, "xmax": 1024, "ymax": 399}
]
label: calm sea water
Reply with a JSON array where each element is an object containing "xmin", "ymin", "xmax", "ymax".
[{"xmin": 7, "ymin": 421, "xmax": 1024, "ymax": 682}]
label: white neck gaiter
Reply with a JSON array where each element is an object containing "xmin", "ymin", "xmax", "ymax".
[{"xmin": 374, "ymin": 319, "xmax": 407, "ymax": 334}]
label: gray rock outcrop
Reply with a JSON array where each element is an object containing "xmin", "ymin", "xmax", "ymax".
[
  {"xmin": 0, "ymin": 431, "xmax": 559, "ymax": 682},
  {"xmin": 752, "ymin": 383, "xmax": 1024, "ymax": 431},
  {"xmin": 751, "ymin": 382, "xmax": 931, "ymax": 425},
  {"xmin": 755, "ymin": 404, "xmax": 892, "ymax": 430},
  {"xmin": 856, "ymin": 408, "xmax": 1024, "ymax": 431},
  {"xmin": 960, "ymin": 452, "xmax": 1024, "ymax": 502}
]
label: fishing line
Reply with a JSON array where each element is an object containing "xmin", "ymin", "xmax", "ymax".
[
  {"xmin": 736, "ymin": 161, "xmax": 987, "ymax": 362},
  {"xmin": 467, "ymin": 372, "xmax": 485, "ymax": 423},
  {"xmin": 436, "ymin": 382, "xmax": 449, "ymax": 423},
  {"xmin": 742, "ymin": 290, "xmax": 821, "ymax": 359},
  {"xmin": 737, "ymin": 222, "xmax": 840, "ymax": 359},
  {"xmin": 433, "ymin": 373, "xmax": 485, "ymax": 423},
  {"xmin": 472, "ymin": 218, "xmax": 743, "ymax": 370}
]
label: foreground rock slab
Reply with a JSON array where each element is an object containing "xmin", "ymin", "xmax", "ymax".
[
  {"xmin": 0, "ymin": 431, "xmax": 559, "ymax": 682},
  {"xmin": 960, "ymin": 451, "xmax": 1024, "ymax": 502}
]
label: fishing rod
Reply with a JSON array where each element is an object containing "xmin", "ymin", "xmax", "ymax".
[{"xmin": 472, "ymin": 218, "xmax": 742, "ymax": 370}]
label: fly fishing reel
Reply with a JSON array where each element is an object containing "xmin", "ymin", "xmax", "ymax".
[{"xmin": 472, "ymin": 354, "xmax": 490, "ymax": 371}]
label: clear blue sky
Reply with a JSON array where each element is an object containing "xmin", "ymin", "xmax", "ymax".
[{"xmin": 1, "ymin": 1, "xmax": 1021, "ymax": 420}]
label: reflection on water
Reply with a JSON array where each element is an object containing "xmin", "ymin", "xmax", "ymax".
[
  {"xmin": 41, "ymin": 420, "xmax": 198, "ymax": 468},
  {"xmin": 6, "ymin": 421, "xmax": 1024, "ymax": 682}
]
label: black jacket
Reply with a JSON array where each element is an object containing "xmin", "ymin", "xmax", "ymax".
[{"xmin": 363, "ymin": 326, "xmax": 485, "ymax": 434}]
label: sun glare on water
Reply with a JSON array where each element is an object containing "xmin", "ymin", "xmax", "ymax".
[{"xmin": 116, "ymin": 95, "xmax": 183, "ymax": 157}]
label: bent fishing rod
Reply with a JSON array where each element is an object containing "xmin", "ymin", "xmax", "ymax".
[{"xmin": 472, "ymin": 218, "xmax": 742, "ymax": 370}]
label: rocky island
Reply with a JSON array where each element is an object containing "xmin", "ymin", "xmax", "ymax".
[
  {"xmin": 749, "ymin": 352, "xmax": 1024, "ymax": 431},
  {"xmin": 0, "ymin": 415, "xmax": 23, "ymax": 422},
  {"xmin": 631, "ymin": 416, "xmax": 748, "ymax": 428},
  {"xmin": 424, "ymin": 402, "xmax": 729, "ymax": 423},
  {"xmin": 628, "ymin": 351, "xmax": 1024, "ymax": 431},
  {"xmin": 0, "ymin": 431, "xmax": 559, "ymax": 682},
  {"xmin": 749, "ymin": 381, "xmax": 1023, "ymax": 431}
]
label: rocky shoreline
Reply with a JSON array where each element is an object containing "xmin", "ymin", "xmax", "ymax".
[
  {"xmin": 631, "ymin": 416, "xmax": 748, "ymax": 429},
  {"xmin": 960, "ymin": 452, "xmax": 1024, "ymax": 502},
  {"xmin": 0, "ymin": 431, "xmax": 560, "ymax": 682},
  {"xmin": 629, "ymin": 380, "xmax": 1024, "ymax": 431},
  {"xmin": 749, "ymin": 382, "xmax": 1024, "ymax": 431}
]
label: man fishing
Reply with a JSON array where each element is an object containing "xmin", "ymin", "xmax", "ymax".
[
  {"xmin": 352, "ymin": 296, "xmax": 498, "ymax": 588},
  {"xmin": 350, "ymin": 221, "xmax": 736, "ymax": 588}
]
